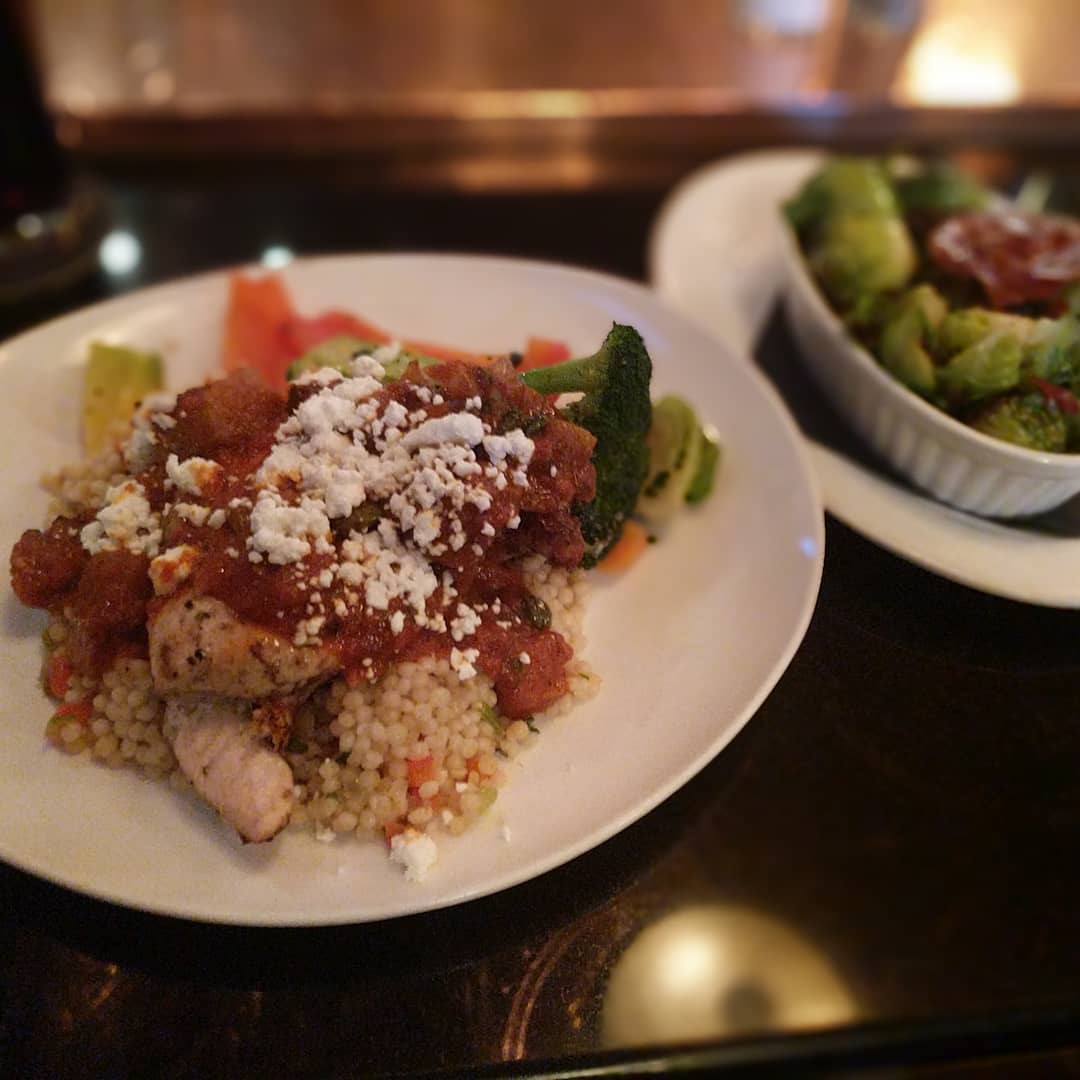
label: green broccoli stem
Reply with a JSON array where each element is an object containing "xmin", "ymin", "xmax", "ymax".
[{"xmin": 520, "ymin": 352, "xmax": 603, "ymax": 394}]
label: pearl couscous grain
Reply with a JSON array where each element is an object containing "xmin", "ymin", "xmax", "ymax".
[{"xmin": 37, "ymin": 450, "xmax": 600, "ymax": 845}]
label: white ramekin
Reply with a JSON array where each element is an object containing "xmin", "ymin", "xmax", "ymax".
[{"xmin": 781, "ymin": 223, "xmax": 1080, "ymax": 517}]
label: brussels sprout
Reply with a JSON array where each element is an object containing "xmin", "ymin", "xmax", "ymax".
[
  {"xmin": 938, "ymin": 333, "xmax": 1024, "ymax": 406},
  {"xmin": 809, "ymin": 213, "xmax": 917, "ymax": 308},
  {"xmin": 936, "ymin": 308, "xmax": 1036, "ymax": 357},
  {"xmin": 892, "ymin": 161, "xmax": 993, "ymax": 217},
  {"xmin": 969, "ymin": 393, "xmax": 1067, "ymax": 452},
  {"xmin": 878, "ymin": 285, "xmax": 948, "ymax": 397},
  {"xmin": 785, "ymin": 159, "xmax": 900, "ymax": 229}
]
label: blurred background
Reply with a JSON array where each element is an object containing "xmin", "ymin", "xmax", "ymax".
[
  {"xmin": 7, "ymin": 0, "xmax": 1080, "ymax": 308},
  {"xmin": 25, "ymin": 0, "xmax": 1080, "ymax": 187}
]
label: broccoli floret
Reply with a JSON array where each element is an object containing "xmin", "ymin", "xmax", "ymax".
[{"xmin": 521, "ymin": 324, "xmax": 652, "ymax": 566}]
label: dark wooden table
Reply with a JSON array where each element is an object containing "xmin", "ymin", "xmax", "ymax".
[{"xmin": 4, "ymin": 163, "xmax": 1080, "ymax": 1079}]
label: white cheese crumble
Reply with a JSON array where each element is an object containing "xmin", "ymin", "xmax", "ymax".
[
  {"xmin": 249, "ymin": 491, "xmax": 331, "ymax": 565},
  {"xmin": 149, "ymin": 544, "xmax": 198, "ymax": 596},
  {"xmin": 482, "ymin": 429, "xmax": 534, "ymax": 467},
  {"xmin": 171, "ymin": 503, "xmax": 211, "ymax": 527},
  {"xmin": 449, "ymin": 646, "xmax": 480, "ymax": 681},
  {"xmin": 165, "ymin": 453, "xmax": 222, "ymax": 496},
  {"xmin": 402, "ymin": 412, "xmax": 485, "ymax": 450},
  {"xmin": 80, "ymin": 480, "xmax": 161, "ymax": 557},
  {"xmin": 450, "ymin": 603, "xmax": 482, "ymax": 642},
  {"xmin": 389, "ymin": 829, "xmax": 438, "ymax": 882}
]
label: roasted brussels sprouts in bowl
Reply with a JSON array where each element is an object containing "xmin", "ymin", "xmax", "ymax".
[{"xmin": 780, "ymin": 156, "xmax": 1080, "ymax": 518}]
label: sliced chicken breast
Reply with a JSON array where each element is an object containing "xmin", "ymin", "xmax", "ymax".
[
  {"xmin": 150, "ymin": 594, "xmax": 339, "ymax": 698},
  {"xmin": 165, "ymin": 695, "xmax": 295, "ymax": 843}
]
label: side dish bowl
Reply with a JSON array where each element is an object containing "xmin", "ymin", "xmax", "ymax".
[{"xmin": 781, "ymin": 222, "xmax": 1080, "ymax": 517}]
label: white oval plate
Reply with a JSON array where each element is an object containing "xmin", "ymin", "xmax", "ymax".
[
  {"xmin": 650, "ymin": 150, "xmax": 1080, "ymax": 608},
  {"xmin": 0, "ymin": 254, "xmax": 823, "ymax": 925}
]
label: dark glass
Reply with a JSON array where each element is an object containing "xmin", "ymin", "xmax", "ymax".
[{"xmin": 0, "ymin": 0, "xmax": 71, "ymax": 229}]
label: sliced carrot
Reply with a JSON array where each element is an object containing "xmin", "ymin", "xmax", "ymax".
[
  {"xmin": 45, "ymin": 654, "xmax": 73, "ymax": 699},
  {"xmin": 597, "ymin": 520, "xmax": 649, "ymax": 574},
  {"xmin": 406, "ymin": 755, "xmax": 436, "ymax": 790},
  {"xmin": 286, "ymin": 311, "xmax": 391, "ymax": 355}
]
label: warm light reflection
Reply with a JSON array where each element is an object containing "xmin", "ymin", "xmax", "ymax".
[
  {"xmin": 99, "ymin": 230, "xmax": 142, "ymax": 276},
  {"xmin": 601, "ymin": 905, "xmax": 856, "ymax": 1049},
  {"xmin": 142, "ymin": 69, "xmax": 176, "ymax": 104},
  {"xmin": 260, "ymin": 245, "xmax": 294, "ymax": 269},
  {"xmin": 899, "ymin": 21, "xmax": 1020, "ymax": 105},
  {"xmin": 15, "ymin": 214, "xmax": 44, "ymax": 240}
]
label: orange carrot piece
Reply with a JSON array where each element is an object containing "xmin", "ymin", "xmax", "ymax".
[
  {"xmin": 597, "ymin": 520, "xmax": 649, "ymax": 574},
  {"xmin": 46, "ymin": 654, "xmax": 73, "ymax": 699},
  {"xmin": 406, "ymin": 755, "xmax": 437, "ymax": 790}
]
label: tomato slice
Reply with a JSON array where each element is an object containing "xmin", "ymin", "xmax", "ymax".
[
  {"xmin": 286, "ymin": 311, "xmax": 391, "ymax": 356},
  {"xmin": 929, "ymin": 210, "xmax": 1080, "ymax": 310},
  {"xmin": 518, "ymin": 336, "xmax": 571, "ymax": 373}
]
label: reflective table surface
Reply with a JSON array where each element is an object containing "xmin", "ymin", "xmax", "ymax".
[{"xmin": 3, "ymin": 165, "xmax": 1080, "ymax": 1079}]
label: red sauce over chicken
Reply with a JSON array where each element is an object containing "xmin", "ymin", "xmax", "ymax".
[{"xmin": 11, "ymin": 358, "xmax": 596, "ymax": 720}]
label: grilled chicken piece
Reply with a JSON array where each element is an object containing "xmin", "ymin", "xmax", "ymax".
[
  {"xmin": 149, "ymin": 594, "xmax": 339, "ymax": 698},
  {"xmin": 164, "ymin": 695, "xmax": 295, "ymax": 843}
]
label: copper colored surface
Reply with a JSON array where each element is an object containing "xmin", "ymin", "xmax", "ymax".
[{"xmin": 23, "ymin": 0, "xmax": 1080, "ymax": 190}]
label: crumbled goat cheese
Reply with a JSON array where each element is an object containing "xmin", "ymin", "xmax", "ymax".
[
  {"xmin": 171, "ymin": 503, "xmax": 211, "ymax": 527},
  {"xmin": 249, "ymin": 491, "xmax": 330, "ymax": 565},
  {"xmin": 402, "ymin": 413, "xmax": 485, "ymax": 450},
  {"xmin": 482, "ymin": 429, "xmax": 534, "ymax": 467},
  {"xmin": 449, "ymin": 646, "xmax": 480, "ymax": 681},
  {"xmin": 389, "ymin": 829, "xmax": 438, "ymax": 882},
  {"xmin": 165, "ymin": 454, "xmax": 222, "ymax": 496},
  {"xmin": 80, "ymin": 480, "xmax": 161, "ymax": 557},
  {"xmin": 450, "ymin": 603, "xmax": 482, "ymax": 642},
  {"xmin": 149, "ymin": 544, "xmax": 198, "ymax": 596}
]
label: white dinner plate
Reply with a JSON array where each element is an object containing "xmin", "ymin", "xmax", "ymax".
[
  {"xmin": 0, "ymin": 254, "xmax": 823, "ymax": 925},
  {"xmin": 650, "ymin": 150, "xmax": 1080, "ymax": 608}
]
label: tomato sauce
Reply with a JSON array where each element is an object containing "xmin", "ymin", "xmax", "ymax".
[{"xmin": 11, "ymin": 360, "xmax": 596, "ymax": 719}]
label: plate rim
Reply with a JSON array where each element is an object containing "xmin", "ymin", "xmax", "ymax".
[{"xmin": 0, "ymin": 252, "xmax": 825, "ymax": 924}]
